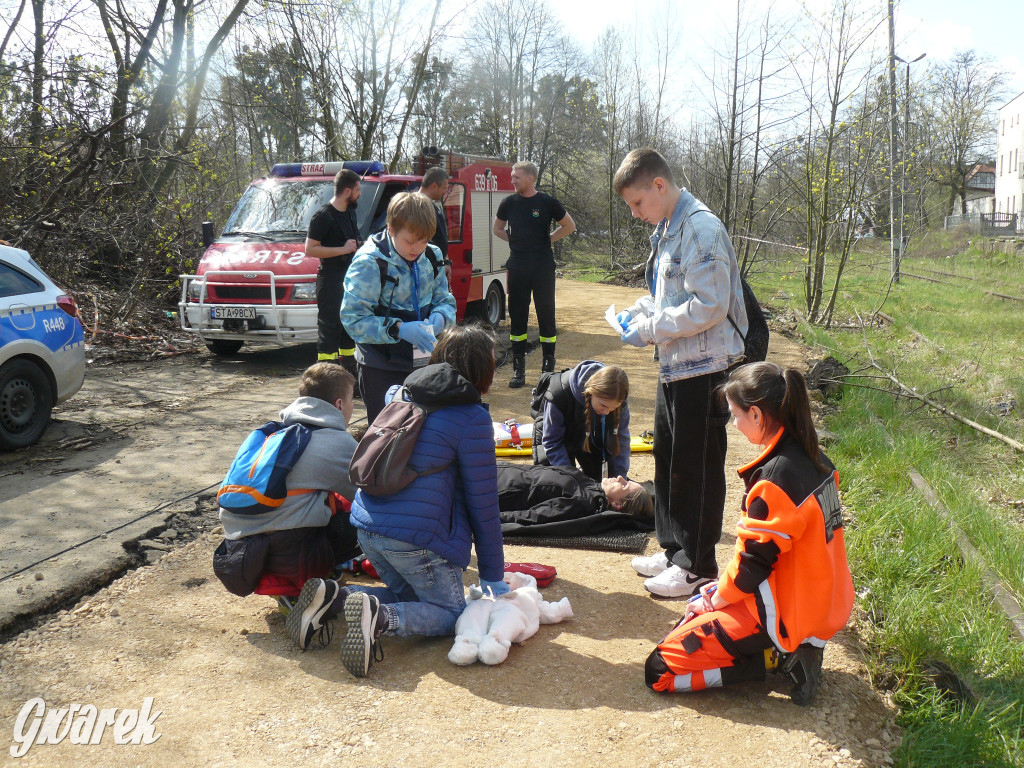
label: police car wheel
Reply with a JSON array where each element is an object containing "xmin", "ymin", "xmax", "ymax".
[
  {"xmin": 0, "ymin": 359, "xmax": 54, "ymax": 450},
  {"xmin": 205, "ymin": 340, "xmax": 244, "ymax": 356}
]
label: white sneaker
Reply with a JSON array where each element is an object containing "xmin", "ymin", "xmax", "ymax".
[
  {"xmin": 644, "ymin": 565, "xmax": 713, "ymax": 598},
  {"xmin": 631, "ymin": 551, "xmax": 670, "ymax": 577}
]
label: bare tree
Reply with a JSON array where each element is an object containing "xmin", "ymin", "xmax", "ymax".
[
  {"xmin": 789, "ymin": 0, "xmax": 884, "ymax": 321},
  {"xmin": 930, "ymin": 50, "xmax": 1005, "ymax": 216}
]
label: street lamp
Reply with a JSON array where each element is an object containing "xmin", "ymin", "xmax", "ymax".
[{"xmin": 895, "ymin": 53, "xmax": 926, "ymax": 255}]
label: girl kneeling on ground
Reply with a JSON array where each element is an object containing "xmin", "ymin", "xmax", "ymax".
[
  {"xmin": 533, "ymin": 361, "xmax": 631, "ymax": 482},
  {"xmin": 289, "ymin": 324, "xmax": 507, "ymax": 678},
  {"xmin": 645, "ymin": 362, "xmax": 853, "ymax": 705}
]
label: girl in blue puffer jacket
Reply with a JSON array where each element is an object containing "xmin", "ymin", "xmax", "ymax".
[{"xmin": 288, "ymin": 324, "xmax": 507, "ymax": 679}]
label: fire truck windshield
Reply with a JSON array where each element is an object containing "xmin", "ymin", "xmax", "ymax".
[{"xmin": 222, "ymin": 179, "xmax": 375, "ymax": 237}]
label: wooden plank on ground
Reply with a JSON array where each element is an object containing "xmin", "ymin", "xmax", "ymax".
[{"xmin": 909, "ymin": 468, "xmax": 1024, "ymax": 644}]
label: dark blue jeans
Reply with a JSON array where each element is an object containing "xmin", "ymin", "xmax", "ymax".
[{"xmin": 347, "ymin": 531, "xmax": 466, "ymax": 637}]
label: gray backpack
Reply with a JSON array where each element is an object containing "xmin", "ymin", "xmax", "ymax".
[{"xmin": 348, "ymin": 387, "xmax": 452, "ymax": 496}]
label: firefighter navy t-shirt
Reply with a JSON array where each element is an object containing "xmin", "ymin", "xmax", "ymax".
[
  {"xmin": 496, "ymin": 192, "xmax": 567, "ymax": 264},
  {"xmin": 307, "ymin": 203, "xmax": 359, "ymax": 272}
]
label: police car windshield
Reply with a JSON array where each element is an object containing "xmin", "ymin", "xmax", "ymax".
[{"xmin": 222, "ymin": 179, "xmax": 375, "ymax": 237}]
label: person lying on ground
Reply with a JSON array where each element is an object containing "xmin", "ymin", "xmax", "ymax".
[{"xmin": 496, "ymin": 461, "xmax": 653, "ymax": 535}]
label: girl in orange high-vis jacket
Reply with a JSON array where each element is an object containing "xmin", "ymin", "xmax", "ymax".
[{"xmin": 644, "ymin": 362, "xmax": 853, "ymax": 705}]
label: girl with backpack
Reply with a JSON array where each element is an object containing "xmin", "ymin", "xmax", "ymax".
[
  {"xmin": 532, "ymin": 361, "xmax": 632, "ymax": 483},
  {"xmin": 287, "ymin": 324, "xmax": 507, "ymax": 679},
  {"xmin": 643, "ymin": 362, "xmax": 853, "ymax": 706}
]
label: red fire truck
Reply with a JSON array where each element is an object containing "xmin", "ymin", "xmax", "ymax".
[{"xmin": 179, "ymin": 152, "xmax": 514, "ymax": 355}]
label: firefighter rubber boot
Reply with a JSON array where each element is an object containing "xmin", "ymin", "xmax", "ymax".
[
  {"xmin": 509, "ymin": 354, "xmax": 526, "ymax": 389},
  {"xmin": 784, "ymin": 643, "xmax": 825, "ymax": 706},
  {"xmin": 541, "ymin": 355, "xmax": 555, "ymax": 375}
]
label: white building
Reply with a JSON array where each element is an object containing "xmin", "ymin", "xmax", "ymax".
[
  {"xmin": 995, "ymin": 90, "xmax": 1024, "ymax": 231},
  {"xmin": 963, "ymin": 164, "xmax": 995, "ymax": 215}
]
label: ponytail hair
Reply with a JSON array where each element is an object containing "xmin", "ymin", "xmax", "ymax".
[
  {"xmin": 723, "ymin": 362, "xmax": 827, "ymax": 472},
  {"xmin": 582, "ymin": 365, "xmax": 629, "ymax": 456}
]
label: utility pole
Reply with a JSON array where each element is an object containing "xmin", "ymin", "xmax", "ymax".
[
  {"xmin": 887, "ymin": 0, "xmax": 900, "ymax": 282},
  {"xmin": 896, "ymin": 53, "xmax": 927, "ymax": 257}
]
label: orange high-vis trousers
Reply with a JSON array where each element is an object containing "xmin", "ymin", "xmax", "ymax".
[{"xmin": 645, "ymin": 598, "xmax": 773, "ymax": 693}]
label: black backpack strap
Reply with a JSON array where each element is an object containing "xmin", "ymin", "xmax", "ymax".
[
  {"xmin": 423, "ymin": 244, "xmax": 444, "ymax": 278},
  {"xmin": 547, "ymin": 370, "xmax": 574, "ymax": 414},
  {"xmin": 727, "ymin": 312, "xmax": 746, "ymax": 342}
]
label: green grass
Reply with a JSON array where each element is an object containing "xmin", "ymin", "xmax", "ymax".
[
  {"xmin": 749, "ymin": 243, "xmax": 1024, "ymax": 767},
  {"xmin": 560, "ymin": 247, "xmax": 637, "ymax": 283}
]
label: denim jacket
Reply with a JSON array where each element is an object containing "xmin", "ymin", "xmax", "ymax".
[{"xmin": 625, "ymin": 189, "xmax": 747, "ymax": 382}]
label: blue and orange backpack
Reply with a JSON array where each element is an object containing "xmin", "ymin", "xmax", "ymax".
[{"xmin": 217, "ymin": 421, "xmax": 321, "ymax": 514}]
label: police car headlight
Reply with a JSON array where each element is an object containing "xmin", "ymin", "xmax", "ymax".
[
  {"xmin": 187, "ymin": 280, "xmax": 202, "ymax": 300},
  {"xmin": 291, "ymin": 282, "xmax": 317, "ymax": 301}
]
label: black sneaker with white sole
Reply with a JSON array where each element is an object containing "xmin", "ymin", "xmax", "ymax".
[
  {"xmin": 287, "ymin": 578, "xmax": 339, "ymax": 651},
  {"xmin": 340, "ymin": 592, "xmax": 387, "ymax": 678}
]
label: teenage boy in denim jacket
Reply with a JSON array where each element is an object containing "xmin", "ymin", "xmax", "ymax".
[
  {"xmin": 340, "ymin": 192, "xmax": 457, "ymax": 422},
  {"xmin": 613, "ymin": 148, "xmax": 748, "ymax": 599}
]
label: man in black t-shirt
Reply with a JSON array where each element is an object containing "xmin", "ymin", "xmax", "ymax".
[
  {"xmin": 306, "ymin": 169, "xmax": 362, "ymax": 384},
  {"xmin": 493, "ymin": 161, "xmax": 576, "ymax": 388},
  {"xmin": 420, "ymin": 166, "xmax": 452, "ymax": 285}
]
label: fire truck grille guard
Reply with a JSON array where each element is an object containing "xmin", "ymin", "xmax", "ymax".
[
  {"xmin": 211, "ymin": 285, "xmax": 288, "ymax": 301},
  {"xmin": 178, "ymin": 271, "xmax": 317, "ymax": 346}
]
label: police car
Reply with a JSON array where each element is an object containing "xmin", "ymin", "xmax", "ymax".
[{"xmin": 0, "ymin": 244, "xmax": 85, "ymax": 449}]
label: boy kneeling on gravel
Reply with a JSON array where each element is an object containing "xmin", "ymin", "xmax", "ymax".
[{"xmin": 213, "ymin": 363, "xmax": 361, "ymax": 648}]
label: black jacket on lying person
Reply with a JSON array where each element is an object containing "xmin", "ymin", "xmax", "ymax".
[{"xmin": 497, "ymin": 461, "xmax": 653, "ymax": 538}]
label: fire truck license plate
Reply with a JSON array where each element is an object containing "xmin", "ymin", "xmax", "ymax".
[{"xmin": 211, "ymin": 307, "xmax": 256, "ymax": 320}]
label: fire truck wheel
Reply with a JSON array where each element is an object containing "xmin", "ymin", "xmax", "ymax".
[
  {"xmin": 205, "ymin": 340, "xmax": 244, "ymax": 356},
  {"xmin": 482, "ymin": 281, "xmax": 505, "ymax": 327}
]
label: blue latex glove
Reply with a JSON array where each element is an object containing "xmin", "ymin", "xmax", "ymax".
[
  {"xmin": 397, "ymin": 321, "xmax": 436, "ymax": 353},
  {"xmin": 429, "ymin": 311, "xmax": 445, "ymax": 335},
  {"xmin": 480, "ymin": 579, "xmax": 510, "ymax": 597},
  {"xmin": 615, "ymin": 310, "xmax": 632, "ymax": 331},
  {"xmin": 621, "ymin": 323, "xmax": 647, "ymax": 347}
]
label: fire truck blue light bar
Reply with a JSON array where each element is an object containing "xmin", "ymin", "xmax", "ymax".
[{"xmin": 270, "ymin": 161, "xmax": 389, "ymax": 178}]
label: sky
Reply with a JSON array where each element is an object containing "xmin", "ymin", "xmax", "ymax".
[{"xmin": 550, "ymin": 0, "xmax": 1024, "ymax": 102}]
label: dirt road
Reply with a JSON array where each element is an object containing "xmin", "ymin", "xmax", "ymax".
[{"xmin": 0, "ymin": 279, "xmax": 899, "ymax": 767}]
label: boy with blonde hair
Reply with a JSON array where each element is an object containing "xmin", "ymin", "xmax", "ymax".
[
  {"xmin": 341, "ymin": 191, "xmax": 457, "ymax": 421},
  {"xmin": 613, "ymin": 148, "xmax": 748, "ymax": 599},
  {"xmin": 213, "ymin": 362, "xmax": 360, "ymax": 648}
]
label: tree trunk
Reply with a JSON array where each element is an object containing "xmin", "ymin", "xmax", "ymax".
[{"xmin": 29, "ymin": 0, "xmax": 45, "ymax": 148}]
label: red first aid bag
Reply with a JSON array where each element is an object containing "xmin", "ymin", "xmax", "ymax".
[{"xmin": 504, "ymin": 561, "xmax": 557, "ymax": 587}]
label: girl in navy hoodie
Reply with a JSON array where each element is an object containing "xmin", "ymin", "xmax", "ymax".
[
  {"xmin": 533, "ymin": 361, "xmax": 631, "ymax": 482},
  {"xmin": 289, "ymin": 324, "xmax": 506, "ymax": 678}
]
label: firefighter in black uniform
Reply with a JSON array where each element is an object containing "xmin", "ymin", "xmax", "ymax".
[
  {"xmin": 492, "ymin": 161, "xmax": 575, "ymax": 388},
  {"xmin": 306, "ymin": 169, "xmax": 362, "ymax": 385},
  {"xmin": 420, "ymin": 166, "xmax": 452, "ymax": 285}
]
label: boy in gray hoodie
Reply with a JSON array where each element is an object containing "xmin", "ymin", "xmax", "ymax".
[{"xmin": 213, "ymin": 363, "xmax": 360, "ymax": 647}]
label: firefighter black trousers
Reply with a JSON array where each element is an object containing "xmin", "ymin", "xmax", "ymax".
[
  {"xmin": 316, "ymin": 260, "xmax": 354, "ymax": 358},
  {"xmin": 507, "ymin": 260, "xmax": 556, "ymax": 356}
]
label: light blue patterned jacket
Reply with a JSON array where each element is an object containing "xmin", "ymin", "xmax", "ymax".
[{"xmin": 340, "ymin": 231, "xmax": 456, "ymax": 372}]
